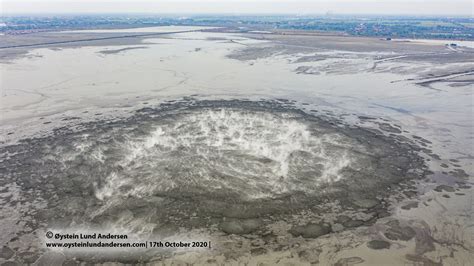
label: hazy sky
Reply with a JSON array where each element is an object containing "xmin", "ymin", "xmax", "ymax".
[{"xmin": 2, "ymin": 0, "xmax": 473, "ymax": 16}]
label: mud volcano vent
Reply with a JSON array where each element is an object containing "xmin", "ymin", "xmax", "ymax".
[{"xmin": 1, "ymin": 100, "xmax": 427, "ymax": 236}]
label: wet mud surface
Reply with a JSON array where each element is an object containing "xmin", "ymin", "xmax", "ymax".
[
  {"xmin": 1, "ymin": 28, "xmax": 473, "ymax": 265},
  {"xmin": 0, "ymin": 99, "xmax": 432, "ymax": 263}
]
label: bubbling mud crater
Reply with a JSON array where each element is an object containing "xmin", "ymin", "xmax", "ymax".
[
  {"xmin": 96, "ymin": 108, "xmax": 354, "ymax": 202},
  {"xmin": 1, "ymin": 99, "xmax": 428, "ymax": 238}
]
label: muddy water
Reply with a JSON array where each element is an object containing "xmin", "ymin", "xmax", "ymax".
[{"xmin": 0, "ymin": 28, "xmax": 472, "ymax": 264}]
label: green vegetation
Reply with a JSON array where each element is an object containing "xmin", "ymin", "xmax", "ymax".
[{"xmin": 1, "ymin": 14, "xmax": 472, "ymax": 40}]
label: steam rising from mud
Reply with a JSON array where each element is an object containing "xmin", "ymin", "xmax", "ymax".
[
  {"xmin": 0, "ymin": 100, "xmax": 427, "ymax": 250},
  {"xmin": 95, "ymin": 109, "xmax": 352, "ymax": 201}
]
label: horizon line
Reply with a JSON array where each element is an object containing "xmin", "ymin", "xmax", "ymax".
[{"xmin": 2, "ymin": 12, "xmax": 473, "ymax": 18}]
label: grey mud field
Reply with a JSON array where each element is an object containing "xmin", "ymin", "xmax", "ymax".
[{"xmin": 0, "ymin": 27, "xmax": 473, "ymax": 265}]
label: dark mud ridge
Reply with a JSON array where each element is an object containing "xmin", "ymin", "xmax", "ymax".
[{"xmin": 0, "ymin": 99, "xmax": 430, "ymax": 263}]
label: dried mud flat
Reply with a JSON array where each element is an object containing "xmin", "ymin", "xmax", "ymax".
[{"xmin": 0, "ymin": 28, "xmax": 473, "ymax": 265}]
